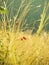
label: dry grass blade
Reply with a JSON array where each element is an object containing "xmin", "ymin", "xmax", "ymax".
[
  {"xmin": 13, "ymin": 0, "xmax": 25, "ymax": 32},
  {"xmin": 37, "ymin": 1, "xmax": 49, "ymax": 34},
  {"xmin": 13, "ymin": 0, "xmax": 33, "ymax": 32}
]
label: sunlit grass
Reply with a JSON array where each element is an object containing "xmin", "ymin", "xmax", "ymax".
[
  {"xmin": 37, "ymin": 1, "xmax": 49, "ymax": 34},
  {"xmin": 0, "ymin": 30, "xmax": 49, "ymax": 65},
  {"xmin": 0, "ymin": 0, "xmax": 49, "ymax": 65}
]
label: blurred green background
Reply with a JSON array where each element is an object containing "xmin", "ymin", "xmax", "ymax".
[{"xmin": 0, "ymin": 0, "xmax": 49, "ymax": 33}]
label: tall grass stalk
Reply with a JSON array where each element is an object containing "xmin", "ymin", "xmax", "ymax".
[
  {"xmin": 37, "ymin": 1, "xmax": 49, "ymax": 34},
  {"xmin": 13, "ymin": 0, "xmax": 33, "ymax": 32}
]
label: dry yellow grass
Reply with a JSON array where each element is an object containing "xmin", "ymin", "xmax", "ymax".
[
  {"xmin": 0, "ymin": 0, "xmax": 49, "ymax": 65},
  {"xmin": 0, "ymin": 30, "xmax": 49, "ymax": 65}
]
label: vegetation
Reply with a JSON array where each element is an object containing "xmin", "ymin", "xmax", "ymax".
[
  {"xmin": 0, "ymin": 6, "xmax": 8, "ymax": 14},
  {"xmin": 0, "ymin": 0, "xmax": 49, "ymax": 65}
]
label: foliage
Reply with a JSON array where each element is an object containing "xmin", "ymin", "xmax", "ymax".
[
  {"xmin": 0, "ymin": 31, "xmax": 49, "ymax": 65},
  {"xmin": 0, "ymin": 6, "xmax": 8, "ymax": 14},
  {"xmin": 37, "ymin": 1, "xmax": 49, "ymax": 34},
  {"xmin": 0, "ymin": 0, "xmax": 49, "ymax": 65}
]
